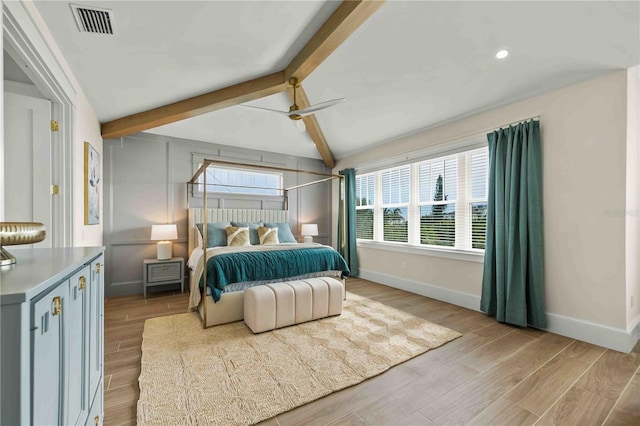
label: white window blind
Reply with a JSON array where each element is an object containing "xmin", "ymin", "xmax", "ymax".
[
  {"xmin": 381, "ymin": 166, "xmax": 410, "ymax": 243},
  {"xmin": 469, "ymin": 149, "xmax": 488, "ymax": 249},
  {"xmin": 355, "ymin": 174, "xmax": 375, "ymax": 240},
  {"xmin": 356, "ymin": 146, "xmax": 489, "ymax": 252},
  {"xmin": 417, "ymin": 157, "xmax": 457, "ymax": 247}
]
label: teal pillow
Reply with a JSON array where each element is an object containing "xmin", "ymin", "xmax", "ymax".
[
  {"xmin": 196, "ymin": 221, "xmax": 231, "ymax": 247},
  {"xmin": 264, "ymin": 222, "xmax": 297, "ymax": 243},
  {"xmin": 230, "ymin": 221, "xmax": 263, "ymax": 245}
]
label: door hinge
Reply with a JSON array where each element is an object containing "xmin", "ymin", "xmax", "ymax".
[
  {"xmin": 51, "ymin": 185, "xmax": 59, "ymax": 195},
  {"xmin": 50, "ymin": 120, "xmax": 59, "ymax": 131}
]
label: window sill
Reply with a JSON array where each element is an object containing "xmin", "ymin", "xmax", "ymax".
[{"xmin": 356, "ymin": 240, "xmax": 484, "ymax": 263}]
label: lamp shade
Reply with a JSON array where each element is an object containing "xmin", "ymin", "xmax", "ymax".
[
  {"xmin": 150, "ymin": 224, "xmax": 178, "ymax": 241},
  {"xmin": 301, "ymin": 224, "xmax": 319, "ymax": 236}
]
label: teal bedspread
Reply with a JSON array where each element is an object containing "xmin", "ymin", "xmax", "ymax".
[{"xmin": 199, "ymin": 247, "xmax": 350, "ymax": 302}]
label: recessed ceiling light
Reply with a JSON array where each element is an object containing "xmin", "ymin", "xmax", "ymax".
[{"xmin": 496, "ymin": 49, "xmax": 510, "ymax": 60}]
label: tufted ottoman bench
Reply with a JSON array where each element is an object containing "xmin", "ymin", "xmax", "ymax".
[{"xmin": 244, "ymin": 277, "xmax": 343, "ymax": 333}]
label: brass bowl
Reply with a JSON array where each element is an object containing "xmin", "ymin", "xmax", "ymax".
[{"xmin": 0, "ymin": 222, "xmax": 46, "ymax": 266}]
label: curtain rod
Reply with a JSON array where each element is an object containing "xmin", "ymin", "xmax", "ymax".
[
  {"xmin": 439, "ymin": 115, "xmax": 541, "ymax": 145},
  {"xmin": 413, "ymin": 114, "xmax": 541, "ymax": 152},
  {"xmin": 188, "ymin": 158, "xmax": 343, "ymax": 184},
  {"xmin": 354, "ymin": 115, "xmax": 540, "ymax": 173}
]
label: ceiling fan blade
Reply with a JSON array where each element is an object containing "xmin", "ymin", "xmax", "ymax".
[
  {"xmin": 240, "ymin": 104, "xmax": 289, "ymax": 116},
  {"xmin": 295, "ymin": 98, "xmax": 345, "ymax": 117}
]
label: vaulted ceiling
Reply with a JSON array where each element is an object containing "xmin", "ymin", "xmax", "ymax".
[{"xmin": 33, "ymin": 1, "xmax": 640, "ymax": 167}]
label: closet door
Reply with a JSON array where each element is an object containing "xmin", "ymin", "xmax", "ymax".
[
  {"xmin": 67, "ymin": 266, "xmax": 90, "ymax": 425},
  {"xmin": 32, "ymin": 280, "xmax": 68, "ymax": 425}
]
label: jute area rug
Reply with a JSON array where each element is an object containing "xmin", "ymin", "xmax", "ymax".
[{"xmin": 137, "ymin": 292, "xmax": 461, "ymax": 425}]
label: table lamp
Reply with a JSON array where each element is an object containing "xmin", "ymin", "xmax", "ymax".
[
  {"xmin": 151, "ymin": 224, "xmax": 178, "ymax": 260},
  {"xmin": 301, "ymin": 224, "xmax": 319, "ymax": 243}
]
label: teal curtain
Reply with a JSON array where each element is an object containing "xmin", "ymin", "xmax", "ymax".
[
  {"xmin": 338, "ymin": 168, "xmax": 359, "ymax": 276},
  {"xmin": 480, "ymin": 120, "xmax": 546, "ymax": 328}
]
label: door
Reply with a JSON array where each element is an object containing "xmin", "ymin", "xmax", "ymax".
[
  {"xmin": 32, "ymin": 280, "xmax": 68, "ymax": 425},
  {"xmin": 3, "ymin": 91, "xmax": 52, "ymax": 246}
]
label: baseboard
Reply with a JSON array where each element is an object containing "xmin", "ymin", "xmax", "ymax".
[
  {"xmin": 106, "ymin": 280, "xmax": 143, "ymax": 298},
  {"xmin": 358, "ymin": 269, "xmax": 481, "ymax": 312},
  {"xmin": 358, "ymin": 268, "xmax": 640, "ymax": 353},
  {"xmin": 106, "ymin": 280, "xmax": 182, "ymax": 298},
  {"xmin": 546, "ymin": 313, "xmax": 639, "ymax": 354}
]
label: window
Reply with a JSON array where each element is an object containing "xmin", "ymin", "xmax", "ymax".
[
  {"xmin": 470, "ymin": 150, "xmax": 488, "ymax": 249},
  {"xmin": 418, "ymin": 157, "xmax": 457, "ymax": 247},
  {"xmin": 355, "ymin": 173, "xmax": 375, "ymax": 240},
  {"xmin": 197, "ymin": 165, "xmax": 283, "ymax": 196},
  {"xmin": 355, "ymin": 146, "xmax": 489, "ymax": 252},
  {"xmin": 381, "ymin": 166, "xmax": 410, "ymax": 243}
]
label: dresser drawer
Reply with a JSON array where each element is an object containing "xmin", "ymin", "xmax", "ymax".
[{"xmin": 147, "ymin": 263, "xmax": 181, "ymax": 282}]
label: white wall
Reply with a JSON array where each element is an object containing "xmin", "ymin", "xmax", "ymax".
[
  {"xmin": 626, "ymin": 66, "xmax": 640, "ymax": 329},
  {"xmin": 73, "ymin": 92, "xmax": 103, "ymax": 247},
  {"xmin": 335, "ymin": 70, "xmax": 636, "ymax": 350}
]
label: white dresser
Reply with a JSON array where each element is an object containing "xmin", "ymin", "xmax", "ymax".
[{"xmin": 0, "ymin": 247, "xmax": 105, "ymax": 426}]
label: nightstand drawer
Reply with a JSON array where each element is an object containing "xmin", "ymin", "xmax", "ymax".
[{"xmin": 147, "ymin": 263, "xmax": 181, "ymax": 282}]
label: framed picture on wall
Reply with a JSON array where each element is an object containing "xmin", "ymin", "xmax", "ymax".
[{"xmin": 84, "ymin": 142, "xmax": 100, "ymax": 225}]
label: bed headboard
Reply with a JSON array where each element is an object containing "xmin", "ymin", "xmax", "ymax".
[{"xmin": 188, "ymin": 208, "xmax": 289, "ymax": 254}]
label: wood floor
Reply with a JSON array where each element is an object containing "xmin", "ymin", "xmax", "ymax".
[{"xmin": 104, "ymin": 278, "xmax": 640, "ymax": 426}]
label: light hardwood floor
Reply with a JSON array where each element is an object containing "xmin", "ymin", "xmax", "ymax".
[{"xmin": 104, "ymin": 278, "xmax": 640, "ymax": 426}]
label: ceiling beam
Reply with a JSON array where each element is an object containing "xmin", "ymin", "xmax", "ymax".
[
  {"xmin": 285, "ymin": 0, "xmax": 385, "ymax": 82},
  {"xmin": 288, "ymin": 84, "xmax": 335, "ymax": 168},
  {"xmin": 100, "ymin": 0, "xmax": 385, "ymax": 164},
  {"xmin": 101, "ymin": 71, "xmax": 287, "ymax": 139}
]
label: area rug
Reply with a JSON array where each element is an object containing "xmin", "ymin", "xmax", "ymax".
[{"xmin": 137, "ymin": 292, "xmax": 461, "ymax": 425}]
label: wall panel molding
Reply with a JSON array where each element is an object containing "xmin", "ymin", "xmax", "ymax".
[{"xmin": 104, "ymin": 132, "xmax": 329, "ymax": 297}]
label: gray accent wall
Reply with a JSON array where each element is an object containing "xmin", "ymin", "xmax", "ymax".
[{"xmin": 104, "ymin": 132, "xmax": 332, "ymax": 297}]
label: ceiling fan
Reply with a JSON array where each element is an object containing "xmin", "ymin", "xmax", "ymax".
[{"xmin": 241, "ymin": 77, "xmax": 345, "ymax": 123}]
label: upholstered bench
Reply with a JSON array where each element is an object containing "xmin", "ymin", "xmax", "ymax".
[{"xmin": 244, "ymin": 277, "xmax": 343, "ymax": 333}]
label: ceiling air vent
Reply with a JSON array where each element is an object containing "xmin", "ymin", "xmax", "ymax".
[{"xmin": 70, "ymin": 4, "xmax": 115, "ymax": 35}]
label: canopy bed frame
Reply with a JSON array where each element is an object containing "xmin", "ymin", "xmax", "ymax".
[{"xmin": 187, "ymin": 159, "xmax": 346, "ymax": 328}]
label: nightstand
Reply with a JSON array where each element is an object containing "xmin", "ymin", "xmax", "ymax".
[{"xmin": 143, "ymin": 257, "xmax": 184, "ymax": 298}]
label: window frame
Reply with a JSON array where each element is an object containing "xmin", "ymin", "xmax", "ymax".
[
  {"xmin": 380, "ymin": 165, "xmax": 411, "ymax": 244},
  {"xmin": 355, "ymin": 173, "xmax": 376, "ymax": 240},
  {"xmin": 354, "ymin": 144, "xmax": 488, "ymax": 262},
  {"xmin": 193, "ymin": 163, "xmax": 284, "ymax": 198},
  {"xmin": 416, "ymin": 155, "xmax": 458, "ymax": 248}
]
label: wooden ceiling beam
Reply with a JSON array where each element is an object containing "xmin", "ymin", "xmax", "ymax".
[
  {"xmin": 288, "ymin": 84, "xmax": 335, "ymax": 168},
  {"xmin": 285, "ymin": 0, "xmax": 385, "ymax": 82},
  {"xmin": 101, "ymin": 71, "xmax": 287, "ymax": 139},
  {"xmin": 100, "ymin": 0, "xmax": 386, "ymax": 165}
]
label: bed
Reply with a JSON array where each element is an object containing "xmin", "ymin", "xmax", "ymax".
[{"xmin": 186, "ymin": 207, "xmax": 349, "ymax": 328}]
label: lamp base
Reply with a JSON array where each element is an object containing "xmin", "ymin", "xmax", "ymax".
[
  {"xmin": 303, "ymin": 236, "xmax": 313, "ymax": 243},
  {"xmin": 157, "ymin": 241, "xmax": 172, "ymax": 260}
]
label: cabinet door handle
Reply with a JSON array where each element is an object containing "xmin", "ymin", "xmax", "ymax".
[
  {"xmin": 95, "ymin": 415, "xmax": 99, "ymax": 426},
  {"xmin": 52, "ymin": 296, "xmax": 62, "ymax": 315},
  {"xmin": 79, "ymin": 276, "xmax": 86, "ymax": 290},
  {"xmin": 96, "ymin": 262, "xmax": 101, "ymax": 273}
]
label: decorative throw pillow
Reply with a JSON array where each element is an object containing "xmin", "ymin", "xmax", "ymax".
[
  {"xmin": 263, "ymin": 222, "xmax": 297, "ymax": 243},
  {"xmin": 257, "ymin": 227, "xmax": 279, "ymax": 245},
  {"xmin": 230, "ymin": 221, "xmax": 263, "ymax": 245},
  {"xmin": 196, "ymin": 221, "xmax": 231, "ymax": 247},
  {"xmin": 225, "ymin": 226, "xmax": 250, "ymax": 246}
]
